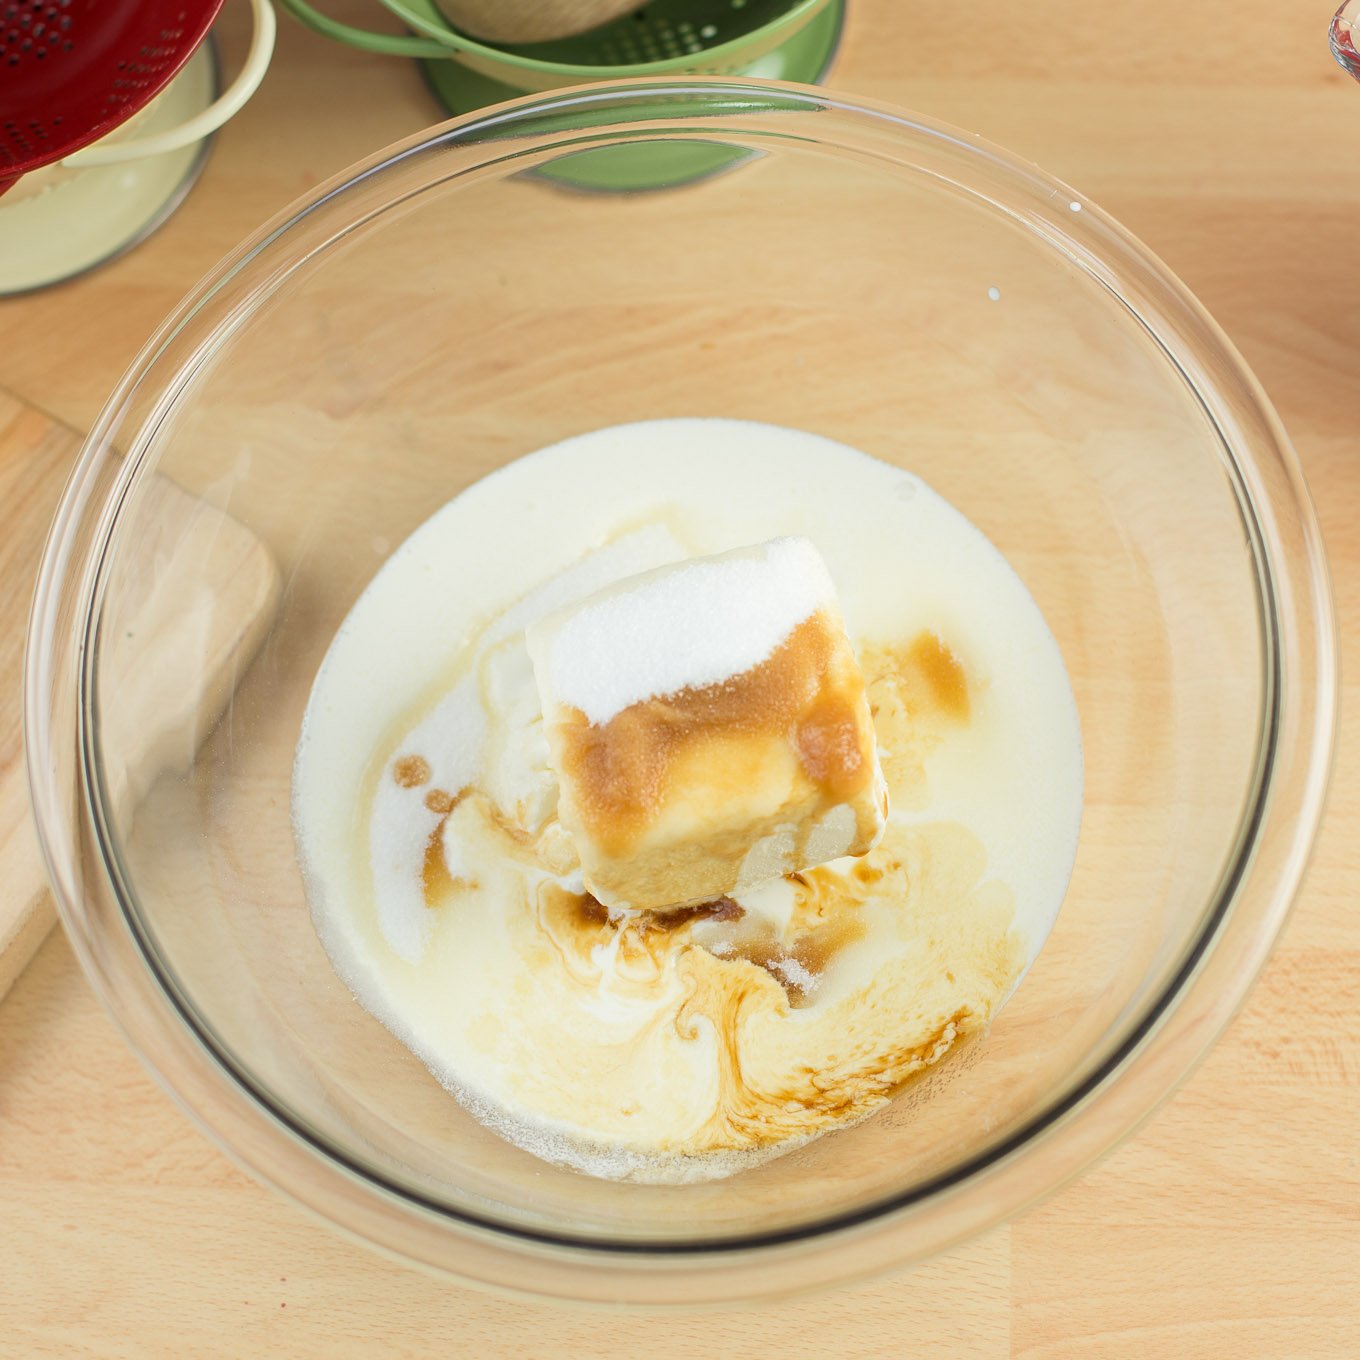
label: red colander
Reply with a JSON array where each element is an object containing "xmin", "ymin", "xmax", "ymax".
[{"xmin": 0, "ymin": 0, "xmax": 226, "ymax": 193}]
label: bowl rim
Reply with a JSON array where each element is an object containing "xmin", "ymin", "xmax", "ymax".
[{"xmin": 24, "ymin": 78, "xmax": 1338, "ymax": 1305}]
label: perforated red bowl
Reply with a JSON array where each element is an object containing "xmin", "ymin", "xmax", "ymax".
[{"xmin": 0, "ymin": 0, "xmax": 223, "ymax": 191}]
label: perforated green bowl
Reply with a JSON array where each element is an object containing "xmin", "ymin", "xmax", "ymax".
[
  {"xmin": 423, "ymin": 3, "xmax": 842, "ymax": 190},
  {"xmin": 280, "ymin": 0, "xmax": 833, "ymax": 91},
  {"xmin": 279, "ymin": 0, "xmax": 844, "ymax": 190}
]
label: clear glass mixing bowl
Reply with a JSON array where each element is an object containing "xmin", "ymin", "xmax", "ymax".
[{"xmin": 25, "ymin": 82, "xmax": 1335, "ymax": 1306}]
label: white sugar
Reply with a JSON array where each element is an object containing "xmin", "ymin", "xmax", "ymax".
[
  {"xmin": 769, "ymin": 955, "xmax": 821, "ymax": 996},
  {"xmin": 530, "ymin": 537, "xmax": 835, "ymax": 726},
  {"xmin": 482, "ymin": 522, "xmax": 685, "ymax": 651},
  {"xmin": 367, "ymin": 676, "xmax": 485, "ymax": 963}
]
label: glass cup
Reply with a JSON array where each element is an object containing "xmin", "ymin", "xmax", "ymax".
[{"xmin": 1332, "ymin": 0, "xmax": 1360, "ymax": 79}]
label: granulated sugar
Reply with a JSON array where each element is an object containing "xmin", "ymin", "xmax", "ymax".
[
  {"xmin": 530, "ymin": 537, "xmax": 835, "ymax": 725},
  {"xmin": 769, "ymin": 955, "xmax": 821, "ymax": 997}
]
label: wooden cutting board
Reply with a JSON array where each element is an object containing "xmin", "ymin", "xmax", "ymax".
[
  {"xmin": 0, "ymin": 389, "xmax": 279, "ymax": 999},
  {"xmin": 0, "ymin": 394, "xmax": 73, "ymax": 998}
]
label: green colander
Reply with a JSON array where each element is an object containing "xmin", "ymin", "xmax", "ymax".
[
  {"xmin": 278, "ymin": 0, "xmax": 834, "ymax": 91},
  {"xmin": 278, "ymin": 0, "xmax": 843, "ymax": 190}
]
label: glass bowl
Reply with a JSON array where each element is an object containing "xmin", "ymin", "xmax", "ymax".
[{"xmin": 25, "ymin": 82, "xmax": 1335, "ymax": 1306}]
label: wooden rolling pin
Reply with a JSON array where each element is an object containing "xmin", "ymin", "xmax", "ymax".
[{"xmin": 0, "ymin": 391, "xmax": 279, "ymax": 1000}]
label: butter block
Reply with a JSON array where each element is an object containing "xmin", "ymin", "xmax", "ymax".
[{"xmin": 526, "ymin": 537, "xmax": 888, "ymax": 910}]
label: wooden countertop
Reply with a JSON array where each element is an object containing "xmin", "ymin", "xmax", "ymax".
[{"xmin": 1, "ymin": 1, "xmax": 1356, "ymax": 1354}]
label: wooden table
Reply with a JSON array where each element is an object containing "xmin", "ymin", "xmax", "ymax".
[{"xmin": 1, "ymin": 1, "xmax": 1356, "ymax": 1354}]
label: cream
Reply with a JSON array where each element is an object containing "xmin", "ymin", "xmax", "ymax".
[{"xmin": 293, "ymin": 419, "xmax": 1084, "ymax": 1182}]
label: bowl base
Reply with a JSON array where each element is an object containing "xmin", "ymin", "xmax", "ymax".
[
  {"xmin": 0, "ymin": 42, "xmax": 219, "ymax": 296},
  {"xmin": 417, "ymin": 0, "xmax": 844, "ymax": 192}
]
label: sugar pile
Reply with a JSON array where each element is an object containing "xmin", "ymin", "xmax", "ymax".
[{"xmin": 528, "ymin": 537, "xmax": 835, "ymax": 726}]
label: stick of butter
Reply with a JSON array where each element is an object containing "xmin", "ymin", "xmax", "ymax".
[{"xmin": 526, "ymin": 537, "xmax": 888, "ymax": 911}]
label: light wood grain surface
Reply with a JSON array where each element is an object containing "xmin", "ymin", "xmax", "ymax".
[
  {"xmin": 0, "ymin": 401, "xmax": 75, "ymax": 998},
  {"xmin": 0, "ymin": 396, "xmax": 282, "ymax": 1001},
  {"xmin": 1, "ymin": 0, "xmax": 1357, "ymax": 1355}
]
